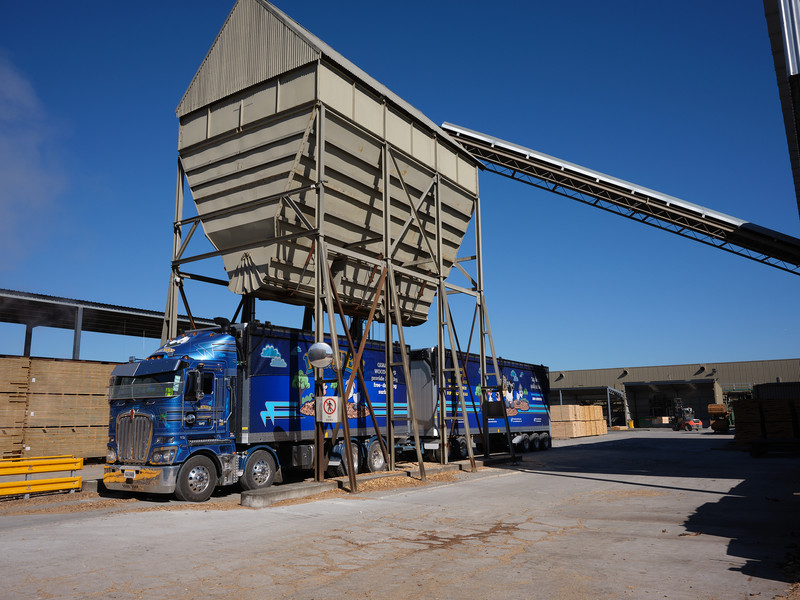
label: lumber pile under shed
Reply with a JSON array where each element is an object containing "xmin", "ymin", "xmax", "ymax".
[
  {"xmin": 550, "ymin": 404, "xmax": 608, "ymax": 439},
  {"xmin": 0, "ymin": 356, "xmax": 118, "ymax": 459},
  {"xmin": 733, "ymin": 382, "xmax": 800, "ymax": 446}
]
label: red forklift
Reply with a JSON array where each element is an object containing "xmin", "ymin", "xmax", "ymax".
[{"xmin": 671, "ymin": 399, "xmax": 703, "ymax": 431}]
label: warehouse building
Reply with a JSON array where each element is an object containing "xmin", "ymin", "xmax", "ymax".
[{"xmin": 550, "ymin": 359, "xmax": 800, "ymax": 427}]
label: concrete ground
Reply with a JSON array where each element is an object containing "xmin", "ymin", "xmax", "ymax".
[{"xmin": 1, "ymin": 429, "xmax": 798, "ymax": 599}]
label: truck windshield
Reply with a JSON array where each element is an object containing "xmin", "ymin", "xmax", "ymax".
[{"xmin": 108, "ymin": 371, "xmax": 185, "ymax": 400}]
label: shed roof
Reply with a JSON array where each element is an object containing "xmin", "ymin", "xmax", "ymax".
[{"xmin": 0, "ymin": 288, "xmax": 214, "ymax": 340}]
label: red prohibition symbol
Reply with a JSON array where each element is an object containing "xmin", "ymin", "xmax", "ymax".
[{"xmin": 323, "ymin": 398, "xmax": 337, "ymax": 415}]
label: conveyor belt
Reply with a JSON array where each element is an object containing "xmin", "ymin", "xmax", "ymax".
[{"xmin": 442, "ymin": 123, "xmax": 800, "ymax": 276}]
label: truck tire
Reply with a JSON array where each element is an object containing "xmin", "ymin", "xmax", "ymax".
[
  {"xmin": 333, "ymin": 441, "xmax": 361, "ymax": 476},
  {"xmin": 540, "ymin": 432, "xmax": 551, "ymax": 450},
  {"xmin": 520, "ymin": 434, "xmax": 531, "ymax": 453},
  {"xmin": 241, "ymin": 449, "xmax": 276, "ymax": 491},
  {"xmin": 175, "ymin": 454, "xmax": 217, "ymax": 502},
  {"xmin": 366, "ymin": 439, "xmax": 387, "ymax": 473},
  {"xmin": 530, "ymin": 433, "xmax": 541, "ymax": 451},
  {"xmin": 451, "ymin": 437, "xmax": 469, "ymax": 461}
]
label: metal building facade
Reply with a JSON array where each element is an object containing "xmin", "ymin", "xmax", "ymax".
[{"xmin": 551, "ymin": 359, "xmax": 800, "ymax": 425}]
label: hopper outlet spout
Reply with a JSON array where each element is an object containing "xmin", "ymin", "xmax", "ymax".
[{"xmin": 229, "ymin": 252, "xmax": 264, "ymax": 295}]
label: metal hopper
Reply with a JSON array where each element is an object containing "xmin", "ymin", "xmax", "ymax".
[{"xmin": 174, "ymin": 0, "xmax": 480, "ymax": 326}]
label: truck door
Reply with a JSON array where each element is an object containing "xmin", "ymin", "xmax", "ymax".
[{"xmin": 188, "ymin": 364, "xmax": 225, "ymax": 435}]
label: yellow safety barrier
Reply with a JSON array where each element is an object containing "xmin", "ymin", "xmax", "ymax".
[{"xmin": 0, "ymin": 455, "xmax": 84, "ymax": 498}]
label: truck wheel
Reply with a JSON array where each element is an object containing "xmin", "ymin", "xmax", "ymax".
[
  {"xmin": 520, "ymin": 434, "xmax": 531, "ymax": 453},
  {"xmin": 366, "ymin": 439, "xmax": 387, "ymax": 473},
  {"xmin": 333, "ymin": 441, "xmax": 361, "ymax": 476},
  {"xmin": 451, "ymin": 437, "xmax": 469, "ymax": 461},
  {"xmin": 540, "ymin": 432, "xmax": 551, "ymax": 450},
  {"xmin": 175, "ymin": 454, "xmax": 217, "ymax": 502},
  {"xmin": 530, "ymin": 433, "xmax": 541, "ymax": 451},
  {"xmin": 241, "ymin": 449, "xmax": 276, "ymax": 490}
]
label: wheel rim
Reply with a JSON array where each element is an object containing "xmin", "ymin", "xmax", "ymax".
[
  {"xmin": 251, "ymin": 458, "xmax": 271, "ymax": 485},
  {"xmin": 369, "ymin": 444, "xmax": 384, "ymax": 471},
  {"xmin": 187, "ymin": 464, "xmax": 211, "ymax": 494}
]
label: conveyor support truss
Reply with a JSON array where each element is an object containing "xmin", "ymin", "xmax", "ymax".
[{"xmin": 442, "ymin": 123, "xmax": 800, "ymax": 276}]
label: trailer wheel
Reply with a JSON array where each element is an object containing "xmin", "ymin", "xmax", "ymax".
[
  {"xmin": 540, "ymin": 432, "xmax": 551, "ymax": 450},
  {"xmin": 241, "ymin": 449, "xmax": 276, "ymax": 490},
  {"xmin": 174, "ymin": 454, "xmax": 217, "ymax": 502},
  {"xmin": 451, "ymin": 437, "xmax": 469, "ymax": 461},
  {"xmin": 530, "ymin": 433, "xmax": 541, "ymax": 451},
  {"xmin": 333, "ymin": 441, "xmax": 361, "ymax": 476},
  {"xmin": 520, "ymin": 434, "xmax": 531, "ymax": 453},
  {"xmin": 366, "ymin": 439, "xmax": 387, "ymax": 473}
]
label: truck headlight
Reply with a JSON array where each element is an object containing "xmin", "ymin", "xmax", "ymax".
[
  {"xmin": 106, "ymin": 446, "xmax": 117, "ymax": 464},
  {"xmin": 150, "ymin": 446, "xmax": 178, "ymax": 465}
]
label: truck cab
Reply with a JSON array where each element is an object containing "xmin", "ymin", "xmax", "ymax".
[{"xmin": 103, "ymin": 330, "xmax": 242, "ymax": 501}]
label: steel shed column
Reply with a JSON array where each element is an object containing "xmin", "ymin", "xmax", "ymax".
[
  {"xmin": 72, "ymin": 306, "xmax": 83, "ymax": 360},
  {"xmin": 23, "ymin": 324, "xmax": 34, "ymax": 357}
]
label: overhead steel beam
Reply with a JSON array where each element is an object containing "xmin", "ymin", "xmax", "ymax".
[{"xmin": 442, "ymin": 123, "xmax": 800, "ymax": 276}]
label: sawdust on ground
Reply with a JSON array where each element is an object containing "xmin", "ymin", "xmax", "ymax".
[{"xmin": 0, "ymin": 470, "xmax": 465, "ymax": 515}]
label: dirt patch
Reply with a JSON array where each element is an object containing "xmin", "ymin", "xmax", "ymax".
[{"xmin": 592, "ymin": 488, "xmax": 668, "ymax": 499}]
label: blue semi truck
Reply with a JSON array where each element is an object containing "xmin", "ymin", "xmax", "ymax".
[{"xmin": 104, "ymin": 321, "xmax": 550, "ymax": 501}]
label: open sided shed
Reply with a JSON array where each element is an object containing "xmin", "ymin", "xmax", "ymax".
[{"xmin": 171, "ymin": 0, "xmax": 481, "ymax": 328}]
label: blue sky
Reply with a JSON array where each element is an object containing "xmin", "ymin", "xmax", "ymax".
[{"xmin": 0, "ymin": 0, "xmax": 797, "ymax": 370}]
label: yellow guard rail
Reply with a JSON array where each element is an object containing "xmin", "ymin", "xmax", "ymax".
[{"xmin": 0, "ymin": 455, "xmax": 83, "ymax": 498}]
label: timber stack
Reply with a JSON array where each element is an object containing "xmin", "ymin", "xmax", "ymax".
[
  {"xmin": 733, "ymin": 382, "xmax": 800, "ymax": 446},
  {"xmin": 550, "ymin": 404, "xmax": 608, "ymax": 439},
  {"xmin": 0, "ymin": 356, "xmax": 117, "ymax": 459}
]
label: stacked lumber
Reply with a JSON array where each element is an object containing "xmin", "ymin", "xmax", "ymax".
[
  {"xmin": 0, "ymin": 357, "xmax": 31, "ymax": 458},
  {"xmin": 550, "ymin": 404, "xmax": 608, "ymax": 439},
  {"xmin": 734, "ymin": 383, "xmax": 800, "ymax": 445},
  {"xmin": 0, "ymin": 356, "xmax": 118, "ymax": 459}
]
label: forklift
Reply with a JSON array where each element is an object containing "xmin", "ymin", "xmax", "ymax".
[{"xmin": 671, "ymin": 398, "xmax": 703, "ymax": 431}]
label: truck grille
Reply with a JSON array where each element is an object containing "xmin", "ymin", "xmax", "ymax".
[{"xmin": 116, "ymin": 413, "xmax": 153, "ymax": 464}]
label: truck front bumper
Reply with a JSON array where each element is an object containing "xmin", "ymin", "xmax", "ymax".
[{"xmin": 103, "ymin": 464, "xmax": 180, "ymax": 494}]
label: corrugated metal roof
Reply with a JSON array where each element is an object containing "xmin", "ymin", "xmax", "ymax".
[{"xmin": 176, "ymin": 0, "xmax": 472, "ymax": 161}]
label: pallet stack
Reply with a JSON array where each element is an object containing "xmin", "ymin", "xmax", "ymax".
[
  {"xmin": 0, "ymin": 356, "xmax": 118, "ymax": 459},
  {"xmin": 550, "ymin": 404, "xmax": 608, "ymax": 439},
  {"xmin": 733, "ymin": 383, "xmax": 800, "ymax": 445}
]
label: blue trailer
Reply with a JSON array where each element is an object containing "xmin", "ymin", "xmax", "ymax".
[
  {"xmin": 104, "ymin": 321, "xmax": 549, "ymax": 501},
  {"xmin": 410, "ymin": 349, "xmax": 551, "ymax": 459}
]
